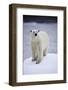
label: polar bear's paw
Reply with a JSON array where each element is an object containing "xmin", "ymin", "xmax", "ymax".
[
  {"xmin": 36, "ymin": 60, "xmax": 41, "ymax": 64},
  {"xmin": 32, "ymin": 58, "xmax": 36, "ymax": 61}
]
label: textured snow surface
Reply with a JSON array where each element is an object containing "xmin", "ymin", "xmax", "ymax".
[{"xmin": 23, "ymin": 53, "xmax": 57, "ymax": 75}]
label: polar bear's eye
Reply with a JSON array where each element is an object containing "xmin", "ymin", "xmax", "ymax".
[
  {"xmin": 33, "ymin": 31, "xmax": 35, "ymax": 34},
  {"xmin": 38, "ymin": 30, "xmax": 40, "ymax": 32}
]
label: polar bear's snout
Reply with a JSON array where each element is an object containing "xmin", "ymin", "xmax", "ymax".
[
  {"xmin": 30, "ymin": 30, "xmax": 39, "ymax": 37},
  {"xmin": 35, "ymin": 33, "xmax": 37, "ymax": 36}
]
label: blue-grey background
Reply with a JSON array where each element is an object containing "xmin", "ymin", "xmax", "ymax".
[{"xmin": 23, "ymin": 15, "xmax": 57, "ymax": 60}]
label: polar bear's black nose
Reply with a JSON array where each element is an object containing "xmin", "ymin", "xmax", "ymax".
[{"xmin": 35, "ymin": 33, "xmax": 37, "ymax": 36}]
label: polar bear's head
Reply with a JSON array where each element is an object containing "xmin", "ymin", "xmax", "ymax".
[{"xmin": 30, "ymin": 30, "xmax": 40, "ymax": 37}]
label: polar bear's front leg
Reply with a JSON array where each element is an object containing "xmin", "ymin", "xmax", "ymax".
[
  {"xmin": 36, "ymin": 45, "xmax": 43, "ymax": 64},
  {"xmin": 31, "ymin": 44, "xmax": 36, "ymax": 61}
]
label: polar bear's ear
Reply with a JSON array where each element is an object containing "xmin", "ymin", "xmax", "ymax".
[
  {"xmin": 38, "ymin": 30, "xmax": 40, "ymax": 32},
  {"xmin": 30, "ymin": 30, "xmax": 32, "ymax": 32}
]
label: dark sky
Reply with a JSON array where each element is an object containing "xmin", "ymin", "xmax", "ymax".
[{"xmin": 23, "ymin": 15, "xmax": 57, "ymax": 23}]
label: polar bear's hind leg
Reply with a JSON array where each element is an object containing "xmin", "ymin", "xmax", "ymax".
[{"xmin": 43, "ymin": 48, "xmax": 48, "ymax": 56}]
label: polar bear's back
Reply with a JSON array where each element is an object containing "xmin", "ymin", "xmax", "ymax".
[
  {"xmin": 38, "ymin": 31, "xmax": 48, "ymax": 49},
  {"xmin": 38, "ymin": 31, "xmax": 48, "ymax": 41}
]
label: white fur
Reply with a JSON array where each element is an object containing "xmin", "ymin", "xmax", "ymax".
[{"xmin": 30, "ymin": 30, "xmax": 48, "ymax": 64}]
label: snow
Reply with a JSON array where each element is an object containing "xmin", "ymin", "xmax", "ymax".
[{"xmin": 23, "ymin": 53, "xmax": 57, "ymax": 75}]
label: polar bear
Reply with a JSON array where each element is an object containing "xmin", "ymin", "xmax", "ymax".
[{"xmin": 30, "ymin": 29, "xmax": 48, "ymax": 64}]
